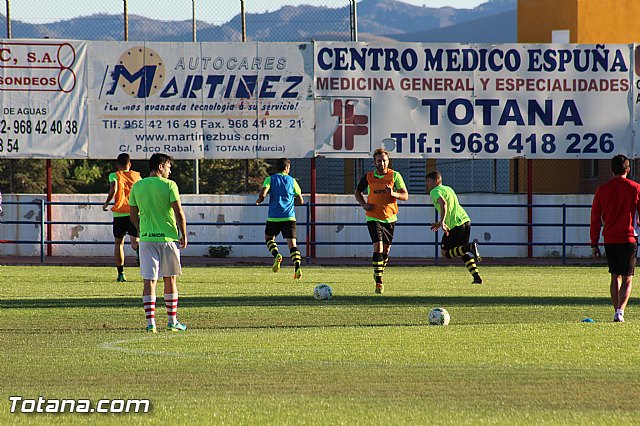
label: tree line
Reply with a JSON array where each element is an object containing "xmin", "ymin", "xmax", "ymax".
[{"xmin": 0, "ymin": 159, "xmax": 271, "ymax": 195}]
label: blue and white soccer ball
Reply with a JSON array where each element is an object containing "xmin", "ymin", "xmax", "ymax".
[
  {"xmin": 314, "ymin": 284, "xmax": 333, "ymax": 300},
  {"xmin": 428, "ymin": 307, "xmax": 450, "ymax": 326}
]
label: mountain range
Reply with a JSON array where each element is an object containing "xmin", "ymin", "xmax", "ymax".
[{"xmin": 0, "ymin": 0, "xmax": 516, "ymax": 43}]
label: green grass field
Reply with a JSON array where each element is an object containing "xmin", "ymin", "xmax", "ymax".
[{"xmin": 2, "ymin": 264, "xmax": 640, "ymax": 425}]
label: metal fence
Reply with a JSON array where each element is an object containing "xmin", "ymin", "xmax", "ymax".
[{"xmin": 2, "ymin": 199, "xmax": 593, "ymax": 265}]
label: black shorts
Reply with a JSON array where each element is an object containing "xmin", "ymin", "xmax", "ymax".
[
  {"xmin": 113, "ymin": 216, "xmax": 138, "ymax": 239},
  {"xmin": 604, "ymin": 243, "xmax": 637, "ymax": 276},
  {"xmin": 441, "ymin": 221, "xmax": 471, "ymax": 251},
  {"xmin": 265, "ymin": 220, "xmax": 297, "ymax": 239},
  {"xmin": 367, "ymin": 221, "xmax": 395, "ymax": 246}
]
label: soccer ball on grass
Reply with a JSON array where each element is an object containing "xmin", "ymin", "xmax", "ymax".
[
  {"xmin": 314, "ymin": 284, "xmax": 333, "ymax": 300},
  {"xmin": 428, "ymin": 307, "xmax": 450, "ymax": 326}
]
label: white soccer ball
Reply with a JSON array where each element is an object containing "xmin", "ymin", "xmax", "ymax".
[
  {"xmin": 314, "ymin": 284, "xmax": 333, "ymax": 300},
  {"xmin": 428, "ymin": 307, "xmax": 450, "ymax": 326}
]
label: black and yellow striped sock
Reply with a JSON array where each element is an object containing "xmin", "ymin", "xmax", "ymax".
[
  {"xmin": 372, "ymin": 253, "xmax": 384, "ymax": 283},
  {"xmin": 290, "ymin": 247, "xmax": 301, "ymax": 270},
  {"xmin": 462, "ymin": 253, "xmax": 480, "ymax": 279},
  {"xmin": 446, "ymin": 243, "xmax": 471, "ymax": 259},
  {"xmin": 266, "ymin": 239, "xmax": 279, "ymax": 257},
  {"xmin": 382, "ymin": 253, "xmax": 389, "ymax": 270}
]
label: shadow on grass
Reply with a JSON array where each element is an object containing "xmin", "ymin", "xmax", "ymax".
[{"xmin": 2, "ymin": 295, "xmax": 612, "ymax": 309}]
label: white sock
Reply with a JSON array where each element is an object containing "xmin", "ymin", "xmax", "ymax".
[
  {"xmin": 616, "ymin": 309, "xmax": 624, "ymax": 316},
  {"xmin": 164, "ymin": 293, "xmax": 179, "ymax": 325},
  {"xmin": 143, "ymin": 295, "xmax": 156, "ymax": 327}
]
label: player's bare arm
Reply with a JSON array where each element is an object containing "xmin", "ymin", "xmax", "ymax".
[
  {"xmin": 103, "ymin": 181, "xmax": 117, "ymax": 211},
  {"xmin": 386, "ymin": 186, "xmax": 408, "ymax": 201},
  {"xmin": 129, "ymin": 205, "xmax": 140, "ymax": 231},
  {"xmin": 354, "ymin": 189, "xmax": 373, "ymax": 211},
  {"xmin": 171, "ymin": 200, "xmax": 188, "ymax": 249},
  {"xmin": 256, "ymin": 187, "xmax": 269, "ymax": 205},
  {"xmin": 431, "ymin": 197, "xmax": 449, "ymax": 235}
]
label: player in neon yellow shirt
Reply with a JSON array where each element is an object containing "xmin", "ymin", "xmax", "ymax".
[
  {"xmin": 427, "ymin": 170, "xmax": 483, "ymax": 284},
  {"xmin": 130, "ymin": 153, "xmax": 188, "ymax": 333}
]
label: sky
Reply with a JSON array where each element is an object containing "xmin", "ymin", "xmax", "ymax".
[{"xmin": 7, "ymin": 1, "xmax": 488, "ymax": 25}]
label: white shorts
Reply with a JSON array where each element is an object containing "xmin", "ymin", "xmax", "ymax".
[{"xmin": 139, "ymin": 241, "xmax": 182, "ymax": 280}]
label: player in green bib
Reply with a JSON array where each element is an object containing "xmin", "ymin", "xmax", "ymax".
[
  {"xmin": 129, "ymin": 153, "xmax": 188, "ymax": 333},
  {"xmin": 427, "ymin": 170, "xmax": 483, "ymax": 284}
]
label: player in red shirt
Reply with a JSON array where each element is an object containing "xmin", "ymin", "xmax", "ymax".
[{"xmin": 590, "ymin": 154, "xmax": 640, "ymax": 322}]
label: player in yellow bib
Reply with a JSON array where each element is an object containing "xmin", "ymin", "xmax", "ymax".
[
  {"xmin": 129, "ymin": 154, "xmax": 188, "ymax": 333},
  {"xmin": 103, "ymin": 153, "xmax": 141, "ymax": 282},
  {"xmin": 355, "ymin": 148, "xmax": 409, "ymax": 294}
]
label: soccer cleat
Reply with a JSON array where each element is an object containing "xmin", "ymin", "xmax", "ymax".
[
  {"xmin": 472, "ymin": 277, "xmax": 483, "ymax": 284},
  {"xmin": 167, "ymin": 322, "xmax": 187, "ymax": 332},
  {"xmin": 145, "ymin": 325, "xmax": 157, "ymax": 333},
  {"xmin": 293, "ymin": 268, "xmax": 302, "ymax": 280},
  {"xmin": 613, "ymin": 313, "xmax": 625, "ymax": 323},
  {"xmin": 471, "ymin": 239, "xmax": 482, "ymax": 262},
  {"xmin": 116, "ymin": 273, "xmax": 127, "ymax": 282},
  {"xmin": 272, "ymin": 254, "xmax": 283, "ymax": 272},
  {"xmin": 375, "ymin": 283, "xmax": 384, "ymax": 294}
]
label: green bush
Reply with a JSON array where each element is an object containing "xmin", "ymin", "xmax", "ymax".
[{"xmin": 208, "ymin": 245, "xmax": 232, "ymax": 258}]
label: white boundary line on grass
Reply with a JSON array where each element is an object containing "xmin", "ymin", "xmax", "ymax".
[{"xmin": 99, "ymin": 334, "xmax": 199, "ymax": 358}]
